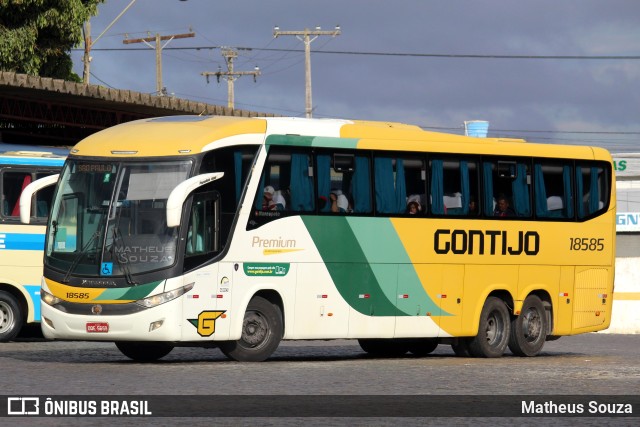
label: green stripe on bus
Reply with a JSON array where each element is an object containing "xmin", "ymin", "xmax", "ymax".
[
  {"xmin": 303, "ymin": 216, "xmax": 444, "ymax": 316},
  {"xmin": 346, "ymin": 217, "xmax": 445, "ymax": 316},
  {"xmin": 96, "ymin": 280, "xmax": 163, "ymax": 301},
  {"xmin": 302, "ymin": 216, "xmax": 401, "ymax": 316},
  {"xmin": 265, "ymin": 135, "xmax": 359, "ymax": 149}
]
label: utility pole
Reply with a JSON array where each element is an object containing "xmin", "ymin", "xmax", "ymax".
[
  {"xmin": 123, "ymin": 30, "xmax": 195, "ymax": 95},
  {"xmin": 273, "ymin": 25, "xmax": 341, "ymax": 118},
  {"xmin": 82, "ymin": 0, "xmax": 140, "ymax": 84},
  {"xmin": 201, "ymin": 48, "xmax": 260, "ymax": 109}
]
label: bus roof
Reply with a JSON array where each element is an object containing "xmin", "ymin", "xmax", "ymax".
[{"xmin": 68, "ymin": 115, "xmax": 609, "ymax": 161}]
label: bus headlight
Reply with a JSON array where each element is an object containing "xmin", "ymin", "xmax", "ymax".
[
  {"xmin": 41, "ymin": 289, "xmax": 62, "ymax": 306},
  {"xmin": 135, "ymin": 283, "xmax": 194, "ymax": 308}
]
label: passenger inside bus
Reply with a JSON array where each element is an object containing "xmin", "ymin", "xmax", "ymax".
[
  {"xmin": 329, "ymin": 189, "xmax": 350, "ymax": 213},
  {"xmin": 407, "ymin": 201, "xmax": 420, "ymax": 215},
  {"xmin": 263, "ymin": 185, "xmax": 286, "ymax": 211},
  {"xmin": 494, "ymin": 194, "xmax": 515, "ymax": 217}
]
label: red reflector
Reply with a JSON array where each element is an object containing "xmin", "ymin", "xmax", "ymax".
[
  {"xmin": 217, "ymin": 295, "xmax": 224, "ymax": 299},
  {"xmin": 192, "ymin": 295, "xmax": 199, "ymax": 299}
]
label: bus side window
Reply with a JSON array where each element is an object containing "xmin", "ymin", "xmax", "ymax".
[
  {"xmin": 2, "ymin": 172, "xmax": 31, "ymax": 217},
  {"xmin": 186, "ymin": 191, "xmax": 219, "ymax": 256},
  {"xmin": 430, "ymin": 157, "xmax": 478, "ymax": 216},
  {"xmin": 576, "ymin": 164, "xmax": 609, "ymax": 218},
  {"xmin": 483, "ymin": 159, "xmax": 531, "ymax": 218},
  {"xmin": 374, "ymin": 154, "xmax": 427, "ymax": 215},
  {"xmin": 317, "ymin": 151, "xmax": 371, "ymax": 214},
  {"xmin": 534, "ymin": 162, "xmax": 573, "ymax": 219}
]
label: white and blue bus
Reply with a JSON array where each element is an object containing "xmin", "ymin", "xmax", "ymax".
[{"xmin": 0, "ymin": 145, "xmax": 66, "ymax": 341}]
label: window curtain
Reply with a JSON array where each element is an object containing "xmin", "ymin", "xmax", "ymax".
[
  {"xmin": 576, "ymin": 166, "xmax": 585, "ymax": 218},
  {"xmin": 563, "ymin": 165, "xmax": 573, "ymax": 218},
  {"xmin": 511, "ymin": 163, "xmax": 530, "ymax": 216},
  {"xmin": 234, "ymin": 151, "xmax": 242, "ymax": 205},
  {"xmin": 317, "ymin": 154, "xmax": 331, "ymax": 212},
  {"xmin": 482, "ymin": 162, "xmax": 494, "ymax": 215},
  {"xmin": 589, "ymin": 167, "xmax": 600, "ymax": 214},
  {"xmin": 460, "ymin": 160, "xmax": 470, "ymax": 214},
  {"xmin": 289, "ymin": 153, "xmax": 314, "ymax": 211},
  {"xmin": 394, "ymin": 158, "xmax": 406, "ymax": 213},
  {"xmin": 352, "ymin": 156, "xmax": 371, "ymax": 213},
  {"xmin": 375, "ymin": 157, "xmax": 395, "ymax": 213},
  {"xmin": 372, "ymin": 157, "xmax": 406, "ymax": 213},
  {"xmin": 430, "ymin": 159, "xmax": 445, "ymax": 214},
  {"xmin": 254, "ymin": 174, "xmax": 265, "ymax": 210},
  {"xmin": 534, "ymin": 164, "xmax": 548, "ymax": 217}
]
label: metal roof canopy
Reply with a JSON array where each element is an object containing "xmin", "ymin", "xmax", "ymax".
[{"xmin": 0, "ymin": 71, "xmax": 275, "ymax": 147}]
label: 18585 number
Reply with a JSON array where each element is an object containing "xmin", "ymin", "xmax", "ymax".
[{"xmin": 569, "ymin": 237, "xmax": 604, "ymax": 251}]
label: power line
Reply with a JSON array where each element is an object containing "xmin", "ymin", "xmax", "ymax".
[{"xmin": 75, "ymin": 46, "xmax": 640, "ymax": 60}]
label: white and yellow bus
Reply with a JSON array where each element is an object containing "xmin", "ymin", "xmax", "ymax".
[
  {"xmin": 0, "ymin": 146, "xmax": 65, "ymax": 341},
  {"xmin": 21, "ymin": 116, "xmax": 615, "ymax": 360}
]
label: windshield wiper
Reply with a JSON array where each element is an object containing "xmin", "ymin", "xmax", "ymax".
[
  {"xmin": 111, "ymin": 226, "xmax": 138, "ymax": 286},
  {"xmin": 62, "ymin": 229, "xmax": 100, "ymax": 283}
]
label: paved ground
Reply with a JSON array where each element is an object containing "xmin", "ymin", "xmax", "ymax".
[{"xmin": 1, "ymin": 332, "xmax": 638, "ymax": 426}]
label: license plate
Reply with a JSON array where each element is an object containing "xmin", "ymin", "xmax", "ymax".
[{"xmin": 86, "ymin": 322, "xmax": 109, "ymax": 333}]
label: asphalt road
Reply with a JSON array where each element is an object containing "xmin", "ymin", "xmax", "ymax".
[{"xmin": 1, "ymin": 331, "xmax": 638, "ymax": 426}]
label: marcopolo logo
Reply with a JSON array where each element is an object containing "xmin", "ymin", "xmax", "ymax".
[{"xmin": 243, "ymin": 263, "xmax": 290, "ymax": 277}]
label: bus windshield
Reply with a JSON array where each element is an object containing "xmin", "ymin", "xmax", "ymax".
[{"xmin": 46, "ymin": 159, "xmax": 192, "ymax": 280}]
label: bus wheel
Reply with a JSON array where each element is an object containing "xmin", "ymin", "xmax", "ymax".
[
  {"xmin": 358, "ymin": 339, "xmax": 408, "ymax": 357},
  {"xmin": 408, "ymin": 338, "xmax": 439, "ymax": 357},
  {"xmin": 0, "ymin": 291, "xmax": 23, "ymax": 342},
  {"xmin": 115, "ymin": 342, "xmax": 174, "ymax": 362},
  {"xmin": 451, "ymin": 338, "xmax": 471, "ymax": 357},
  {"xmin": 219, "ymin": 296, "xmax": 283, "ymax": 362},
  {"xmin": 508, "ymin": 295, "xmax": 546, "ymax": 357},
  {"xmin": 468, "ymin": 297, "xmax": 510, "ymax": 358},
  {"xmin": 407, "ymin": 338, "xmax": 439, "ymax": 356}
]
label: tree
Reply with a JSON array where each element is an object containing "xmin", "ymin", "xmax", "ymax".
[{"xmin": 0, "ymin": 0, "xmax": 103, "ymax": 80}]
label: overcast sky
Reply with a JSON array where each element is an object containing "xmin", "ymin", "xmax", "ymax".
[{"xmin": 69, "ymin": 0, "xmax": 640, "ymax": 153}]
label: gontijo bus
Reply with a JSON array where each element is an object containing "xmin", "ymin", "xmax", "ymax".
[
  {"xmin": 20, "ymin": 116, "xmax": 615, "ymax": 361},
  {"xmin": 1, "ymin": 147, "xmax": 65, "ymax": 341}
]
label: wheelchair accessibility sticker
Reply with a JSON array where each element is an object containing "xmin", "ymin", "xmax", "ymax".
[{"xmin": 101, "ymin": 262, "xmax": 113, "ymax": 276}]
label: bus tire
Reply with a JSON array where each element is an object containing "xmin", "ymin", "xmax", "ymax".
[
  {"xmin": 468, "ymin": 297, "xmax": 510, "ymax": 358},
  {"xmin": 219, "ymin": 296, "xmax": 283, "ymax": 362},
  {"xmin": 451, "ymin": 338, "xmax": 471, "ymax": 357},
  {"xmin": 0, "ymin": 290, "xmax": 23, "ymax": 342},
  {"xmin": 358, "ymin": 339, "xmax": 409, "ymax": 357},
  {"xmin": 407, "ymin": 338, "xmax": 439, "ymax": 356},
  {"xmin": 508, "ymin": 295, "xmax": 546, "ymax": 357},
  {"xmin": 115, "ymin": 342, "xmax": 174, "ymax": 362}
]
